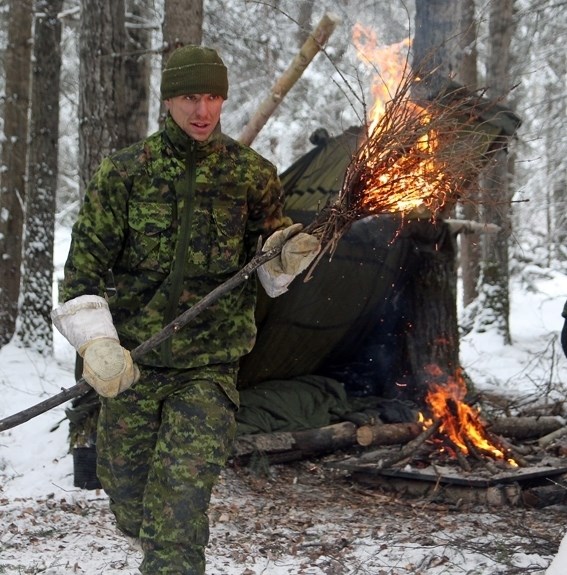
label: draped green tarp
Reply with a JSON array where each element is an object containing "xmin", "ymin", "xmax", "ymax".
[{"xmin": 237, "ymin": 126, "xmax": 429, "ymax": 394}]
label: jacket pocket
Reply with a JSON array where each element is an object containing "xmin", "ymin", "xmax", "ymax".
[{"xmin": 127, "ymin": 201, "xmax": 174, "ymax": 272}]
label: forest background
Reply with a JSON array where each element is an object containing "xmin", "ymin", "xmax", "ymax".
[{"xmin": 0, "ymin": 0, "xmax": 565, "ymax": 380}]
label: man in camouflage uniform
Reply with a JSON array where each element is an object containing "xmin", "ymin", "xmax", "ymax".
[{"xmin": 51, "ymin": 45, "xmax": 320, "ymax": 575}]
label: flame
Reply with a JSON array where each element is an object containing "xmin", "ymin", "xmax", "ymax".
[
  {"xmin": 352, "ymin": 23, "xmax": 411, "ymax": 133},
  {"xmin": 351, "ymin": 24, "xmax": 458, "ymax": 218},
  {"xmin": 420, "ymin": 365, "xmax": 517, "ymax": 467}
]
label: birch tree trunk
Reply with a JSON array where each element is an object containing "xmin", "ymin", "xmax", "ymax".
[
  {"xmin": 17, "ymin": 0, "xmax": 64, "ymax": 352},
  {"xmin": 0, "ymin": 0, "xmax": 33, "ymax": 347}
]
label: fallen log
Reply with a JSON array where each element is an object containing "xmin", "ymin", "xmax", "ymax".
[
  {"xmin": 233, "ymin": 419, "xmax": 438, "ymax": 465},
  {"xmin": 233, "ymin": 421, "xmax": 357, "ymax": 464},
  {"xmin": 538, "ymin": 425, "xmax": 567, "ymax": 449},
  {"xmin": 356, "ymin": 421, "xmax": 421, "ymax": 447},
  {"xmin": 488, "ymin": 416, "xmax": 564, "ymax": 440}
]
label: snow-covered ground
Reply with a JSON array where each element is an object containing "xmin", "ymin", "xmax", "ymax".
[{"xmin": 1, "ymin": 264, "xmax": 567, "ymax": 574}]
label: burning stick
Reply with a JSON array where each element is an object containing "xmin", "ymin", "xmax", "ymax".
[
  {"xmin": 302, "ymin": 68, "xmax": 499, "ymax": 273},
  {"xmin": 361, "ymin": 418, "xmax": 443, "ymax": 470}
]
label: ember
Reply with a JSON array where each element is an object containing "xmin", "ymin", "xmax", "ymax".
[{"xmin": 420, "ymin": 364, "xmax": 518, "ymax": 467}]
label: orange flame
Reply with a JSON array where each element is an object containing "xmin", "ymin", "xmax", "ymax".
[
  {"xmin": 351, "ymin": 24, "xmax": 456, "ymax": 219},
  {"xmin": 421, "ymin": 365, "xmax": 517, "ymax": 467},
  {"xmin": 352, "ymin": 23, "xmax": 412, "ymax": 133}
]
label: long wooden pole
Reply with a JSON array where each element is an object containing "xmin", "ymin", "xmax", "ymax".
[
  {"xmin": 238, "ymin": 12, "xmax": 341, "ymax": 146},
  {"xmin": 0, "ymin": 241, "xmax": 290, "ymax": 432}
]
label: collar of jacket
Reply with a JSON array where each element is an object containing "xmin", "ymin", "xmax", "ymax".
[{"xmin": 164, "ymin": 114, "xmax": 224, "ymax": 159}]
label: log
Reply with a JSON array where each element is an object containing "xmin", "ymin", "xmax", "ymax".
[
  {"xmin": 538, "ymin": 425, "xmax": 567, "ymax": 449},
  {"xmin": 487, "ymin": 416, "xmax": 564, "ymax": 440},
  {"xmin": 238, "ymin": 12, "xmax": 340, "ymax": 146},
  {"xmin": 233, "ymin": 421, "xmax": 357, "ymax": 462},
  {"xmin": 356, "ymin": 421, "xmax": 421, "ymax": 447}
]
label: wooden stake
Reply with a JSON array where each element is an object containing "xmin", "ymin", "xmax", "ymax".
[{"xmin": 238, "ymin": 12, "xmax": 341, "ymax": 146}]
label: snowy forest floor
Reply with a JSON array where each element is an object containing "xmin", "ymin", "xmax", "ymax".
[
  {"xmin": 2, "ymin": 270, "xmax": 567, "ymax": 574},
  {"xmin": 1, "ymin": 454, "xmax": 564, "ymax": 575}
]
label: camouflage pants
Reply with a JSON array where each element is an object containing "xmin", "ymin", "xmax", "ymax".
[{"xmin": 96, "ymin": 364, "xmax": 238, "ymax": 575}]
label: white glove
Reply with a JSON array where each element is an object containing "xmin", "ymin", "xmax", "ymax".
[
  {"xmin": 51, "ymin": 295, "xmax": 139, "ymax": 397},
  {"xmin": 257, "ymin": 223, "xmax": 321, "ymax": 297}
]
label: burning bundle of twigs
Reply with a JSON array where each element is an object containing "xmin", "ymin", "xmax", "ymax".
[{"xmin": 305, "ymin": 66, "xmax": 495, "ymax": 265}]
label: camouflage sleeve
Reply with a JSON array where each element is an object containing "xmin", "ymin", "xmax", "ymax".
[
  {"xmin": 244, "ymin": 164, "xmax": 292, "ymax": 257},
  {"xmin": 61, "ymin": 157, "xmax": 130, "ymax": 302}
]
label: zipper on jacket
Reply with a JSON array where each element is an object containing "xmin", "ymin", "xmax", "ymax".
[{"xmin": 161, "ymin": 139, "xmax": 197, "ymax": 364}]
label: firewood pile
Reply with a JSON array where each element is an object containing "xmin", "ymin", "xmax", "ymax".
[{"xmin": 232, "ymin": 411, "xmax": 567, "ymax": 509}]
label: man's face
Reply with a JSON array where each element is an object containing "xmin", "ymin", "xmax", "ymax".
[{"xmin": 165, "ymin": 94, "xmax": 224, "ymax": 141}]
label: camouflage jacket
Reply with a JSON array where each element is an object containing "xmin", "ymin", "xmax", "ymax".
[{"xmin": 62, "ymin": 116, "xmax": 290, "ymax": 381}]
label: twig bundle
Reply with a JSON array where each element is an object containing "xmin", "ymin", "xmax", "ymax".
[{"xmin": 306, "ymin": 68, "xmax": 495, "ymax": 262}]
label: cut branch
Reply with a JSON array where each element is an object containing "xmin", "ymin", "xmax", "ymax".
[{"xmin": 238, "ymin": 12, "xmax": 340, "ymax": 146}]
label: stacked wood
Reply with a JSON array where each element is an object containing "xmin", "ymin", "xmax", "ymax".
[{"xmin": 233, "ymin": 420, "xmax": 426, "ymax": 464}]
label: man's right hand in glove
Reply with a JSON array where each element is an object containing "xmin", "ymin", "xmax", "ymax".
[
  {"xmin": 257, "ymin": 223, "xmax": 321, "ymax": 297},
  {"xmin": 51, "ymin": 295, "xmax": 139, "ymax": 398},
  {"xmin": 79, "ymin": 337, "xmax": 139, "ymax": 397}
]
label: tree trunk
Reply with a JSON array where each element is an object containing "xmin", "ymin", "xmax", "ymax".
[
  {"xmin": 78, "ymin": 0, "xmax": 128, "ymax": 195},
  {"xmin": 412, "ymin": 0, "xmax": 462, "ymax": 97},
  {"xmin": 545, "ymin": 45, "xmax": 567, "ymax": 263},
  {"xmin": 401, "ymin": 223, "xmax": 461, "ymax": 401},
  {"xmin": 476, "ymin": 0, "xmax": 515, "ymax": 344},
  {"xmin": 458, "ymin": 0, "xmax": 482, "ymax": 307},
  {"xmin": 123, "ymin": 0, "xmax": 152, "ymax": 141},
  {"xmin": 17, "ymin": 0, "xmax": 64, "ymax": 352},
  {"xmin": 0, "ymin": 0, "xmax": 33, "ymax": 346},
  {"xmin": 295, "ymin": 1, "xmax": 314, "ymax": 47},
  {"xmin": 409, "ymin": 1, "xmax": 464, "ymax": 395},
  {"xmin": 162, "ymin": 0, "xmax": 203, "ymax": 56}
]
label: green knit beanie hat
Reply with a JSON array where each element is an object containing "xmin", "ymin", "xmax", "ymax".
[{"xmin": 161, "ymin": 45, "xmax": 228, "ymax": 100}]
